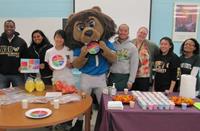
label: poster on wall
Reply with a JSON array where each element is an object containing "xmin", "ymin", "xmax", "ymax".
[{"xmin": 172, "ymin": 3, "xmax": 199, "ymax": 42}]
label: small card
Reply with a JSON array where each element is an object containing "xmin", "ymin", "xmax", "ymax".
[
  {"xmin": 45, "ymin": 92, "xmax": 62, "ymax": 98},
  {"xmin": 20, "ymin": 59, "xmax": 40, "ymax": 73},
  {"xmin": 108, "ymin": 101, "xmax": 124, "ymax": 110}
]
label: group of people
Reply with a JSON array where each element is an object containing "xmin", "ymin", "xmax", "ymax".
[
  {"xmin": 0, "ymin": 20, "xmax": 200, "ymax": 94},
  {"xmin": 1, "ymin": 19, "xmax": 200, "ymax": 130},
  {"xmin": 109, "ymin": 24, "xmax": 200, "ymax": 96},
  {"xmin": 0, "ymin": 20, "xmax": 73, "ymax": 87}
]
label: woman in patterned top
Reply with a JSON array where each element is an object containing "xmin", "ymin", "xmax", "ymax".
[{"xmin": 132, "ymin": 26, "xmax": 159, "ymax": 91}]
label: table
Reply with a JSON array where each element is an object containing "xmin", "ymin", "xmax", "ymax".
[
  {"xmin": 95, "ymin": 93, "xmax": 200, "ymax": 131},
  {"xmin": 0, "ymin": 87, "xmax": 92, "ymax": 131}
]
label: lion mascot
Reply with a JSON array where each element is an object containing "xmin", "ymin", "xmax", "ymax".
[{"xmin": 65, "ymin": 6, "xmax": 117, "ymax": 130}]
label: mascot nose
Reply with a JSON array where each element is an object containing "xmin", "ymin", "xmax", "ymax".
[{"xmin": 84, "ymin": 30, "xmax": 93, "ymax": 37}]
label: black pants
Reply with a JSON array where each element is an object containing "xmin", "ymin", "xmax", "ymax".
[
  {"xmin": 132, "ymin": 77, "xmax": 150, "ymax": 91},
  {"xmin": 107, "ymin": 73, "xmax": 129, "ymax": 91}
]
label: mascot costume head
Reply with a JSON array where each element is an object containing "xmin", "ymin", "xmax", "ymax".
[{"xmin": 65, "ymin": 6, "xmax": 116, "ymax": 50}]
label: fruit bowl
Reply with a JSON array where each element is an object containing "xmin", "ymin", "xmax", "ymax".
[
  {"xmin": 170, "ymin": 96, "xmax": 194, "ymax": 106},
  {"xmin": 112, "ymin": 94, "xmax": 135, "ymax": 104}
]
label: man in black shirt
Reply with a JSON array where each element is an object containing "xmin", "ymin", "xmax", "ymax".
[{"xmin": 0, "ymin": 20, "xmax": 28, "ymax": 88}]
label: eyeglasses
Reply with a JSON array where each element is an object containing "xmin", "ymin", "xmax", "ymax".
[{"xmin": 184, "ymin": 43, "xmax": 195, "ymax": 47}]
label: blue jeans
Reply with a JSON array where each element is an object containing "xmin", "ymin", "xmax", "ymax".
[{"xmin": 0, "ymin": 74, "xmax": 25, "ymax": 88}]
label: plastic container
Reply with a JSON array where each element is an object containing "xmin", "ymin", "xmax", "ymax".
[
  {"xmin": 72, "ymin": 68, "xmax": 81, "ymax": 88},
  {"xmin": 110, "ymin": 83, "xmax": 117, "ymax": 96},
  {"xmin": 25, "ymin": 77, "xmax": 35, "ymax": 93},
  {"xmin": 35, "ymin": 78, "xmax": 45, "ymax": 92}
]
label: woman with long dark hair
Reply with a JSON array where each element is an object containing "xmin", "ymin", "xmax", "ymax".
[
  {"xmin": 180, "ymin": 38, "xmax": 200, "ymax": 93},
  {"xmin": 28, "ymin": 30, "xmax": 53, "ymax": 85}
]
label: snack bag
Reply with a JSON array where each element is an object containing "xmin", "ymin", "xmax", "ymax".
[
  {"xmin": 25, "ymin": 77, "xmax": 35, "ymax": 93},
  {"xmin": 35, "ymin": 78, "xmax": 45, "ymax": 92}
]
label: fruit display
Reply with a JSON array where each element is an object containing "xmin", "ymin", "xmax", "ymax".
[
  {"xmin": 112, "ymin": 94, "xmax": 135, "ymax": 104},
  {"xmin": 54, "ymin": 80, "xmax": 77, "ymax": 94},
  {"xmin": 170, "ymin": 96, "xmax": 194, "ymax": 106}
]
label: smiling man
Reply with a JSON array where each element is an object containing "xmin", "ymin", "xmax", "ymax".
[
  {"xmin": 0, "ymin": 20, "xmax": 28, "ymax": 88},
  {"xmin": 108, "ymin": 24, "xmax": 139, "ymax": 91}
]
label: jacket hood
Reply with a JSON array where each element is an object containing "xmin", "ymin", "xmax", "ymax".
[
  {"xmin": 115, "ymin": 37, "xmax": 131, "ymax": 45},
  {"xmin": 1, "ymin": 31, "xmax": 20, "ymax": 39}
]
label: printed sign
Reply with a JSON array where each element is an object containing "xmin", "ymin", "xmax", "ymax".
[{"xmin": 20, "ymin": 59, "xmax": 40, "ymax": 73}]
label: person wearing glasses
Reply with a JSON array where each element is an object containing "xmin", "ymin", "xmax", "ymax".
[{"xmin": 180, "ymin": 38, "xmax": 200, "ymax": 97}]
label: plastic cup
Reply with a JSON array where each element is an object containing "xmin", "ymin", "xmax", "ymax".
[
  {"xmin": 124, "ymin": 88, "xmax": 128, "ymax": 95},
  {"xmin": 81, "ymin": 92, "xmax": 86, "ymax": 99},
  {"xmin": 21, "ymin": 99, "xmax": 28, "ymax": 109},
  {"xmin": 103, "ymin": 87, "xmax": 109, "ymax": 95},
  {"xmin": 53, "ymin": 99, "xmax": 60, "ymax": 109},
  {"xmin": 129, "ymin": 101, "xmax": 135, "ymax": 108},
  {"xmin": 181, "ymin": 103, "xmax": 187, "ymax": 110}
]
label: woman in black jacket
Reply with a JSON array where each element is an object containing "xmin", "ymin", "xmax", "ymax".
[
  {"xmin": 153, "ymin": 37, "xmax": 180, "ymax": 93},
  {"xmin": 28, "ymin": 30, "xmax": 53, "ymax": 85}
]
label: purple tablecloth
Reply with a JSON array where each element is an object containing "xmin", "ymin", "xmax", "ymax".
[{"xmin": 95, "ymin": 93, "xmax": 200, "ymax": 131}]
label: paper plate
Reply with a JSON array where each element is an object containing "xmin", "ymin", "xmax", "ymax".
[
  {"xmin": 49, "ymin": 54, "xmax": 67, "ymax": 70},
  {"xmin": 25, "ymin": 108, "xmax": 52, "ymax": 119},
  {"xmin": 87, "ymin": 42, "xmax": 100, "ymax": 55}
]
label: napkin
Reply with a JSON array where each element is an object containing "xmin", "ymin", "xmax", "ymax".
[{"xmin": 108, "ymin": 101, "xmax": 124, "ymax": 110}]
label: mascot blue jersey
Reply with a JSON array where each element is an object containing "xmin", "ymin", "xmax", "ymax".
[{"xmin": 73, "ymin": 41, "xmax": 115, "ymax": 76}]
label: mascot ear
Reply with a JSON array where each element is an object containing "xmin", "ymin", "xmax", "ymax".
[
  {"xmin": 64, "ymin": 13, "xmax": 74, "ymax": 31},
  {"xmin": 92, "ymin": 6, "xmax": 102, "ymax": 12},
  {"xmin": 68, "ymin": 13, "xmax": 75, "ymax": 21}
]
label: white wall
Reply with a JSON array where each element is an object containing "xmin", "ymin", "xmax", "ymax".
[
  {"xmin": 75, "ymin": 0, "xmax": 151, "ymax": 39},
  {"xmin": 0, "ymin": 0, "xmax": 151, "ymax": 45},
  {"xmin": 0, "ymin": 18, "xmax": 63, "ymax": 46}
]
